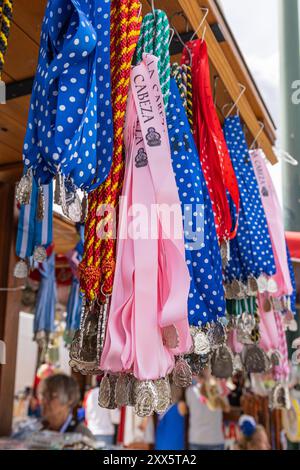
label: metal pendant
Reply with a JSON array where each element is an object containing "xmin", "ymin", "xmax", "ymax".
[
  {"xmin": 67, "ymin": 191, "xmax": 82, "ymax": 223},
  {"xmin": 37, "ymin": 186, "xmax": 45, "ymax": 221},
  {"xmin": 191, "ymin": 329, "xmax": 211, "ymax": 356},
  {"xmin": 206, "ymin": 322, "xmax": 226, "ymax": 348},
  {"xmin": 231, "ymin": 279, "xmax": 241, "ymax": 298},
  {"xmin": 115, "ymin": 374, "xmax": 132, "ymax": 407},
  {"xmin": 14, "ymin": 259, "xmax": 29, "ymax": 279},
  {"xmin": 225, "ymin": 283, "xmax": 234, "ymax": 300},
  {"xmin": 288, "ymin": 319, "xmax": 298, "ymax": 333},
  {"xmin": 292, "ymin": 349, "xmax": 300, "ymax": 366},
  {"xmin": 154, "ymin": 377, "xmax": 171, "ymax": 414},
  {"xmin": 271, "ymin": 384, "xmax": 291, "ymax": 410},
  {"xmin": 54, "ymin": 173, "xmax": 64, "ymax": 205},
  {"xmin": 257, "ymin": 274, "xmax": 268, "ymax": 293},
  {"xmin": 33, "ymin": 246, "xmax": 47, "ymax": 263},
  {"xmin": 186, "ymin": 353, "xmax": 210, "ymax": 375},
  {"xmin": 69, "ymin": 302, "xmax": 103, "ymax": 375},
  {"xmin": 267, "ymin": 278, "xmax": 278, "ymax": 294},
  {"xmin": 172, "ymin": 357, "xmax": 192, "ymax": 388},
  {"xmin": 233, "ymin": 354, "xmax": 244, "ymax": 374},
  {"xmin": 98, "ymin": 375, "xmax": 112, "ymax": 409},
  {"xmin": 133, "ymin": 380, "xmax": 158, "ymax": 417},
  {"xmin": 242, "ymin": 344, "xmax": 269, "ymax": 374},
  {"xmin": 247, "ymin": 276, "xmax": 259, "ymax": 296},
  {"xmin": 162, "ymin": 325, "xmax": 179, "ymax": 349},
  {"xmin": 269, "ymin": 350, "xmax": 282, "ymax": 367},
  {"xmin": 211, "ymin": 345, "xmax": 233, "ymax": 379},
  {"xmin": 221, "ymin": 241, "xmax": 230, "ymax": 267},
  {"xmin": 16, "ymin": 171, "xmax": 32, "ymax": 205},
  {"xmin": 81, "ymin": 192, "xmax": 88, "ymax": 224}
]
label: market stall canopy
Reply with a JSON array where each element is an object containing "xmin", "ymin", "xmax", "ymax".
[{"xmin": 286, "ymin": 232, "xmax": 300, "ymax": 263}]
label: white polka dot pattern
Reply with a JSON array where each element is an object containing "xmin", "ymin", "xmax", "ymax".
[
  {"xmin": 167, "ymin": 79, "xmax": 225, "ymax": 327},
  {"xmin": 22, "ymin": 0, "xmax": 113, "ymax": 192},
  {"xmin": 223, "ymin": 116, "xmax": 276, "ymax": 282}
]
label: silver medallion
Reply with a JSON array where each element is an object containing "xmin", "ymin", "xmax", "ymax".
[
  {"xmin": 233, "ymin": 353, "xmax": 244, "ymax": 374},
  {"xmin": 67, "ymin": 192, "xmax": 82, "ymax": 223},
  {"xmin": 98, "ymin": 375, "xmax": 111, "ymax": 409},
  {"xmin": 231, "ymin": 279, "xmax": 242, "ymax": 298},
  {"xmin": 211, "ymin": 345, "xmax": 233, "ymax": 379},
  {"xmin": 133, "ymin": 380, "xmax": 158, "ymax": 417},
  {"xmin": 288, "ymin": 319, "xmax": 298, "ymax": 333},
  {"xmin": 13, "ymin": 259, "xmax": 29, "ymax": 279},
  {"xmin": 291, "ymin": 349, "xmax": 300, "ymax": 366},
  {"xmin": 257, "ymin": 274, "xmax": 268, "ymax": 293},
  {"xmin": 162, "ymin": 325, "xmax": 179, "ymax": 349},
  {"xmin": 115, "ymin": 374, "xmax": 132, "ymax": 407},
  {"xmin": 172, "ymin": 357, "xmax": 192, "ymax": 388},
  {"xmin": 247, "ymin": 276, "xmax": 259, "ymax": 296},
  {"xmin": 267, "ymin": 278, "xmax": 278, "ymax": 294},
  {"xmin": 242, "ymin": 344, "xmax": 269, "ymax": 374},
  {"xmin": 192, "ymin": 331, "xmax": 211, "ymax": 356},
  {"xmin": 225, "ymin": 283, "xmax": 234, "ymax": 300},
  {"xmin": 37, "ymin": 186, "xmax": 45, "ymax": 221},
  {"xmin": 271, "ymin": 384, "xmax": 291, "ymax": 410},
  {"xmin": 16, "ymin": 171, "xmax": 32, "ymax": 205},
  {"xmin": 206, "ymin": 322, "xmax": 226, "ymax": 347},
  {"xmin": 154, "ymin": 377, "xmax": 171, "ymax": 414},
  {"xmin": 269, "ymin": 350, "xmax": 281, "ymax": 367},
  {"xmin": 81, "ymin": 192, "xmax": 88, "ymax": 223},
  {"xmin": 33, "ymin": 246, "xmax": 47, "ymax": 263}
]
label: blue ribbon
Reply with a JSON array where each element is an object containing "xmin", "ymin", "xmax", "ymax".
[
  {"xmin": 23, "ymin": 0, "xmax": 113, "ymax": 191},
  {"xmin": 223, "ymin": 115, "xmax": 276, "ymax": 282},
  {"xmin": 167, "ymin": 78, "xmax": 225, "ymax": 326},
  {"xmin": 34, "ymin": 252, "xmax": 57, "ymax": 335}
]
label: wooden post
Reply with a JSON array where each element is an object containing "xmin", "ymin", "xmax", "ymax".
[{"xmin": 0, "ymin": 182, "xmax": 22, "ymax": 436}]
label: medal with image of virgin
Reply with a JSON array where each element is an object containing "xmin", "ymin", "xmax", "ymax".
[
  {"xmin": 162, "ymin": 325, "xmax": 179, "ymax": 349},
  {"xmin": 190, "ymin": 326, "xmax": 211, "ymax": 356},
  {"xmin": 16, "ymin": 170, "xmax": 33, "ymax": 206},
  {"xmin": 242, "ymin": 344, "xmax": 270, "ymax": 374},
  {"xmin": 154, "ymin": 377, "xmax": 171, "ymax": 414},
  {"xmin": 133, "ymin": 380, "xmax": 158, "ymax": 418},
  {"xmin": 206, "ymin": 322, "xmax": 227, "ymax": 349},
  {"xmin": 211, "ymin": 345, "xmax": 234, "ymax": 379},
  {"xmin": 115, "ymin": 374, "xmax": 133, "ymax": 407},
  {"xmin": 173, "ymin": 357, "xmax": 193, "ymax": 388}
]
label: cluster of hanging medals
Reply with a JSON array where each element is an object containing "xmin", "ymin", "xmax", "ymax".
[{"xmin": 15, "ymin": 0, "xmax": 298, "ymax": 417}]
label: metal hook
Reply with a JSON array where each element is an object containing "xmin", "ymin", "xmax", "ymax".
[
  {"xmin": 223, "ymin": 83, "xmax": 246, "ymax": 119},
  {"xmin": 273, "ymin": 148, "xmax": 299, "ymax": 166},
  {"xmin": 250, "ymin": 121, "xmax": 265, "ymax": 150},
  {"xmin": 169, "ymin": 28, "xmax": 175, "ymax": 46},
  {"xmin": 137, "ymin": 1, "xmax": 142, "ymax": 20},
  {"xmin": 146, "ymin": 0, "xmax": 156, "ymax": 16},
  {"xmin": 170, "ymin": 11, "xmax": 193, "ymax": 66},
  {"xmin": 190, "ymin": 7, "xmax": 209, "ymax": 41}
]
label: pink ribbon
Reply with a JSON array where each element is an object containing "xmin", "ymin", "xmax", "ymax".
[
  {"xmin": 100, "ymin": 55, "xmax": 191, "ymax": 380},
  {"xmin": 250, "ymin": 149, "xmax": 292, "ymax": 297}
]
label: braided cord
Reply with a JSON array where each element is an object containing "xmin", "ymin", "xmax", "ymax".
[
  {"xmin": 171, "ymin": 62, "xmax": 186, "ymax": 109},
  {"xmin": 81, "ymin": 0, "xmax": 141, "ymax": 302},
  {"xmin": 182, "ymin": 64, "xmax": 194, "ymax": 129},
  {"xmin": 0, "ymin": 0, "xmax": 13, "ymax": 78},
  {"xmin": 136, "ymin": 9, "xmax": 170, "ymax": 107}
]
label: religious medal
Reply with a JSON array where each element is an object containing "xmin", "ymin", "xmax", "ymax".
[
  {"xmin": 267, "ymin": 277, "xmax": 278, "ymax": 294},
  {"xmin": 191, "ymin": 329, "xmax": 211, "ymax": 356},
  {"xmin": 154, "ymin": 377, "xmax": 171, "ymax": 414},
  {"xmin": 67, "ymin": 191, "xmax": 82, "ymax": 223},
  {"xmin": 242, "ymin": 344, "xmax": 269, "ymax": 374},
  {"xmin": 14, "ymin": 259, "xmax": 29, "ymax": 279},
  {"xmin": 257, "ymin": 274, "xmax": 268, "ymax": 293},
  {"xmin": 115, "ymin": 374, "xmax": 132, "ymax": 407},
  {"xmin": 172, "ymin": 357, "xmax": 192, "ymax": 388},
  {"xmin": 33, "ymin": 246, "xmax": 47, "ymax": 263},
  {"xmin": 16, "ymin": 171, "xmax": 32, "ymax": 206},
  {"xmin": 37, "ymin": 186, "xmax": 45, "ymax": 221},
  {"xmin": 98, "ymin": 375, "xmax": 112, "ymax": 409},
  {"xmin": 206, "ymin": 322, "xmax": 226, "ymax": 348},
  {"xmin": 133, "ymin": 380, "xmax": 158, "ymax": 417},
  {"xmin": 211, "ymin": 345, "xmax": 233, "ymax": 379}
]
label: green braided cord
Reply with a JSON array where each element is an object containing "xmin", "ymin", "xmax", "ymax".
[
  {"xmin": 136, "ymin": 9, "xmax": 170, "ymax": 107},
  {"xmin": 171, "ymin": 63, "xmax": 186, "ymax": 109}
]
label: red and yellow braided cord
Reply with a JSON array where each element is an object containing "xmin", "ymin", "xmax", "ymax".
[{"xmin": 80, "ymin": 0, "xmax": 141, "ymax": 301}]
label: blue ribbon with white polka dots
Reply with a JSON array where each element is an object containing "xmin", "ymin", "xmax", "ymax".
[
  {"xmin": 167, "ymin": 78, "xmax": 225, "ymax": 327},
  {"xmin": 223, "ymin": 115, "xmax": 276, "ymax": 282},
  {"xmin": 23, "ymin": 0, "xmax": 113, "ymax": 192}
]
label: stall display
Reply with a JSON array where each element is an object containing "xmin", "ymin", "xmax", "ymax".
[{"xmin": 13, "ymin": 0, "xmax": 299, "ymax": 423}]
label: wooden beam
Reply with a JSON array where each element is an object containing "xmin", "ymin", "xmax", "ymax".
[
  {"xmin": 0, "ymin": 162, "xmax": 23, "ymax": 183},
  {"xmin": 0, "ymin": 184, "xmax": 22, "ymax": 436},
  {"xmin": 178, "ymin": 0, "xmax": 278, "ymax": 165}
]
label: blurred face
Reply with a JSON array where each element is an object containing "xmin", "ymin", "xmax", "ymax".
[{"xmin": 38, "ymin": 387, "xmax": 70, "ymax": 430}]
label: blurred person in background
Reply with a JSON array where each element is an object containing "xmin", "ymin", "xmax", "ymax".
[
  {"xmin": 84, "ymin": 376, "xmax": 120, "ymax": 446},
  {"xmin": 38, "ymin": 373, "xmax": 94, "ymax": 439},
  {"xmin": 154, "ymin": 385, "xmax": 187, "ymax": 450},
  {"xmin": 235, "ymin": 415, "xmax": 271, "ymax": 451},
  {"xmin": 186, "ymin": 371, "xmax": 230, "ymax": 451}
]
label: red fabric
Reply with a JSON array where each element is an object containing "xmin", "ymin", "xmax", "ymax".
[
  {"xmin": 117, "ymin": 406, "xmax": 126, "ymax": 445},
  {"xmin": 181, "ymin": 40, "xmax": 240, "ymax": 243},
  {"xmin": 286, "ymin": 231, "xmax": 300, "ymax": 261}
]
